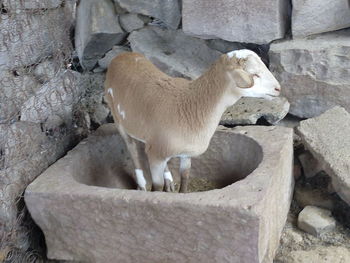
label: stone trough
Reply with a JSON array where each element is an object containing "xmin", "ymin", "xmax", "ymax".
[{"xmin": 25, "ymin": 124, "xmax": 294, "ymax": 263}]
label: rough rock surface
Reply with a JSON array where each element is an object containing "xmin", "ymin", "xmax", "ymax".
[
  {"xmin": 119, "ymin": 13, "xmax": 145, "ymax": 32},
  {"xmin": 0, "ymin": 8, "xmax": 73, "ymax": 70},
  {"xmin": 292, "ymin": 0, "xmax": 350, "ymax": 38},
  {"xmin": 129, "ymin": 26, "xmax": 222, "ymax": 79},
  {"xmin": 98, "ymin": 46, "xmax": 130, "ymax": 70},
  {"xmin": 75, "ymin": 0, "xmax": 126, "ymax": 70},
  {"xmin": 25, "ymin": 125, "xmax": 293, "ymax": 263},
  {"xmin": 220, "ymin": 97, "xmax": 290, "ymax": 125},
  {"xmin": 182, "ymin": 0, "xmax": 290, "ymax": 44},
  {"xmin": 0, "ymin": 71, "xmax": 40, "ymax": 124},
  {"xmin": 269, "ymin": 29, "xmax": 350, "ymax": 118},
  {"xmin": 297, "ymin": 151, "xmax": 323, "ymax": 178},
  {"xmin": 20, "ymin": 70, "xmax": 82, "ymax": 124},
  {"xmin": 33, "ymin": 59, "xmax": 59, "ymax": 83},
  {"xmin": 297, "ymin": 107, "xmax": 350, "ymax": 206},
  {"xmin": 113, "ymin": 0, "xmax": 181, "ymax": 29},
  {"xmin": 3, "ymin": 0, "xmax": 62, "ymax": 9},
  {"xmin": 298, "ymin": 206, "xmax": 336, "ymax": 236},
  {"xmin": 75, "ymin": 73, "xmax": 110, "ymax": 127},
  {"xmin": 282, "ymin": 246, "xmax": 350, "ymax": 263},
  {"xmin": 0, "ymin": 121, "xmax": 75, "ymax": 224}
]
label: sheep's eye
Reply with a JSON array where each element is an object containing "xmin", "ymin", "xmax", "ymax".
[{"xmin": 253, "ymin": 74, "xmax": 260, "ymax": 78}]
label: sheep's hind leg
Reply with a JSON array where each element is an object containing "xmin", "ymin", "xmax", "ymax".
[
  {"xmin": 117, "ymin": 125, "xmax": 147, "ymax": 191},
  {"xmin": 164, "ymin": 164, "xmax": 175, "ymax": 192},
  {"xmin": 179, "ymin": 157, "xmax": 191, "ymax": 193}
]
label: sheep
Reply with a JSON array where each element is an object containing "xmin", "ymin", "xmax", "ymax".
[{"xmin": 104, "ymin": 49, "xmax": 281, "ymax": 193}]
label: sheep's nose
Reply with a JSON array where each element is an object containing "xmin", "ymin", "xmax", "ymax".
[{"xmin": 274, "ymin": 87, "xmax": 281, "ymax": 92}]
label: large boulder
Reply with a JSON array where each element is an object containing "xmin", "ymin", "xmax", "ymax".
[
  {"xmin": 292, "ymin": 0, "xmax": 350, "ymax": 38},
  {"xmin": 269, "ymin": 29, "xmax": 350, "ymax": 118},
  {"xmin": 129, "ymin": 26, "xmax": 222, "ymax": 79},
  {"xmin": 113, "ymin": 0, "xmax": 181, "ymax": 29},
  {"xmin": 182, "ymin": 0, "xmax": 290, "ymax": 44},
  {"xmin": 297, "ymin": 107, "xmax": 350, "ymax": 206},
  {"xmin": 75, "ymin": 0, "xmax": 126, "ymax": 70}
]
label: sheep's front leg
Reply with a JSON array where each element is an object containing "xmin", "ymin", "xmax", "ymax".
[
  {"xmin": 164, "ymin": 165, "xmax": 175, "ymax": 192},
  {"xmin": 179, "ymin": 157, "xmax": 191, "ymax": 193}
]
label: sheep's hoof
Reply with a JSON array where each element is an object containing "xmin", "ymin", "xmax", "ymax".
[
  {"xmin": 164, "ymin": 179, "xmax": 175, "ymax": 192},
  {"xmin": 137, "ymin": 185, "xmax": 146, "ymax": 191}
]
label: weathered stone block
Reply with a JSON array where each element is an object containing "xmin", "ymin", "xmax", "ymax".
[
  {"xmin": 292, "ymin": 0, "xmax": 350, "ymax": 38},
  {"xmin": 220, "ymin": 97, "xmax": 290, "ymax": 125},
  {"xmin": 75, "ymin": 0, "xmax": 126, "ymax": 70},
  {"xmin": 269, "ymin": 29, "xmax": 350, "ymax": 118},
  {"xmin": 25, "ymin": 125, "xmax": 293, "ymax": 263},
  {"xmin": 129, "ymin": 26, "xmax": 221, "ymax": 79},
  {"xmin": 183, "ymin": 0, "xmax": 290, "ymax": 44},
  {"xmin": 113, "ymin": 0, "xmax": 181, "ymax": 29},
  {"xmin": 297, "ymin": 107, "xmax": 350, "ymax": 206},
  {"xmin": 119, "ymin": 13, "xmax": 145, "ymax": 32}
]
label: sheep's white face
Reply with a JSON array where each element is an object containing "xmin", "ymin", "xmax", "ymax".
[{"xmin": 227, "ymin": 49, "xmax": 281, "ymax": 100}]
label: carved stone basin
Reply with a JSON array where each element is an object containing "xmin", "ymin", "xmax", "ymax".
[{"xmin": 25, "ymin": 124, "xmax": 293, "ymax": 263}]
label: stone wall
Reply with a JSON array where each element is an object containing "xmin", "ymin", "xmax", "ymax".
[{"xmin": 76, "ymin": 0, "xmax": 350, "ymax": 118}]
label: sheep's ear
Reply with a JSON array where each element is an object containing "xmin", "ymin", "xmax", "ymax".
[{"xmin": 232, "ymin": 69, "xmax": 254, "ymax": 88}]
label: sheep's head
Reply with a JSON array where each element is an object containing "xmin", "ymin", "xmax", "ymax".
[{"xmin": 224, "ymin": 49, "xmax": 281, "ymax": 100}]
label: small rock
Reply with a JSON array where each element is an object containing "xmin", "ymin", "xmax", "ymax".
[
  {"xmin": 297, "ymin": 206, "xmax": 336, "ymax": 236},
  {"xmin": 282, "ymin": 246, "xmax": 350, "ymax": 263},
  {"xmin": 292, "ymin": 0, "xmax": 350, "ymax": 38},
  {"xmin": 98, "ymin": 46, "xmax": 130, "ymax": 70},
  {"xmin": 128, "ymin": 26, "xmax": 221, "ymax": 79},
  {"xmin": 113, "ymin": 0, "xmax": 181, "ymax": 29},
  {"xmin": 119, "ymin": 13, "xmax": 145, "ymax": 32},
  {"xmin": 295, "ymin": 186, "xmax": 334, "ymax": 210},
  {"xmin": 220, "ymin": 97, "xmax": 290, "ymax": 126},
  {"xmin": 297, "ymin": 106, "xmax": 350, "ymax": 206},
  {"xmin": 75, "ymin": 0, "xmax": 126, "ymax": 70},
  {"xmin": 297, "ymin": 151, "xmax": 323, "ymax": 178}
]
